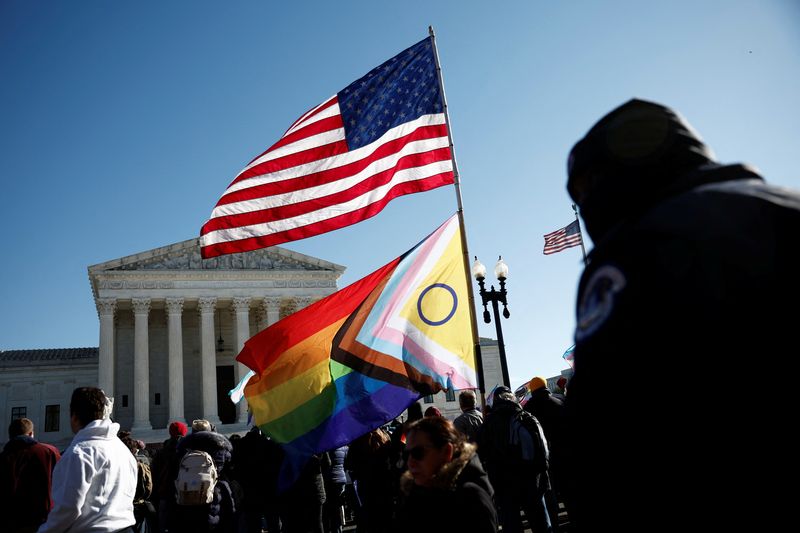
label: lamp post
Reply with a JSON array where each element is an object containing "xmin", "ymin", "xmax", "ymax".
[{"xmin": 472, "ymin": 256, "xmax": 511, "ymax": 387}]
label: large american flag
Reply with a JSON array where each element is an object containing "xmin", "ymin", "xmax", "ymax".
[
  {"xmin": 543, "ymin": 220, "xmax": 583, "ymax": 255},
  {"xmin": 200, "ymin": 37, "xmax": 454, "ymax": 259}
]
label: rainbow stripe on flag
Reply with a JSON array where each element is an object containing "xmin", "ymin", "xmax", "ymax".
[{"xmin": 237, "ymin": 214, "xmax": 476, "ymax": 481}]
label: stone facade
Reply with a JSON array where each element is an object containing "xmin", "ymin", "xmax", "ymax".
[{"xmin": 0, "ymin": 349, "xmax": 99, "ymax": 446}]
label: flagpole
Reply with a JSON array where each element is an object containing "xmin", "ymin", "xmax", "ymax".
[
  {"xmin": 572, "ymin": 203, "xmax": 588, "ymax": 266},
  {"xmin": 429, "ymin": 26, "xmax": 487, "ymax": 405}
]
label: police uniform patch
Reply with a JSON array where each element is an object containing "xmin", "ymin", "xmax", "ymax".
[{"xmin": 576, "ymin": 264, "xmax": 627, "ymax": 341}]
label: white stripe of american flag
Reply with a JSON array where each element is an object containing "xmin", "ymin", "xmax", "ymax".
[
  {"xmin": 216, "ymin": 113, "xmax": 447, "ymax": 208},
  {"xmin": 202, "ymin": 158, "xmax": 453, "ymax": 246},
  {"xmin": 237, "ymin": 98, "xmax": 343, "ymax": 177},
  {"xmin": 211, "ymin": 136, "xmax": 450, "ymax": 220}
]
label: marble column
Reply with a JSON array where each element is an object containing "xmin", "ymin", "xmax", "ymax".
[
  {"xmin": 166, "ymin": 297, "xmax": 185, "ymax": 425},
  {"xmin": 131, "ymin": 298, "xmax": 152, "ymax": 431},
  {"xmin": 260, "ymin": 297, "xmax": 282, "ymax": 331},
  {"xmin": 232, "ymin": 297, "xmax": 251, "ymax": 424},
  {"xmin": 198, "ymin": 297, "xmax": 221, "ymax": 426},
  {"xmin": 96, "ymin": 298, "xmax": 117, "ymax": 398}
]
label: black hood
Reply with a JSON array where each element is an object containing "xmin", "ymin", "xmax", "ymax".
[{"xmin": 567, "ymin": 99, "xmax": 717, "ymax": 242}]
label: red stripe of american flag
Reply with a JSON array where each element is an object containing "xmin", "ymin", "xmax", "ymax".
[
  {"xmin": 214, "ymin": 124, "xmax": 449, "ymax": 209},
  {"xmin": 203, "ymin": 173, "xmax": 454, "ymax": 257},
  {"xmin": 200, "ymin": 93, "xmax": 453, "ymax": 258},
  {"xmin": 204, "ymin": 146, "xmax": 452, "ymax": 233},
  {"xmin": 232, "ymin": 98, "xmax": 345, "ymax": 185}
]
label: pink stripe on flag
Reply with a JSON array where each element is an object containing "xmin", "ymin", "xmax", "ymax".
[
  {"xmin": 368, "ymin": 218, "xmax": 453, "ymax": 338},
  {"xmin": 377, "ymin": 324, "xmax": 474, "ymax": 390}
]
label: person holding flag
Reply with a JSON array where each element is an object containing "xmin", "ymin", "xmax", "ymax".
[
  {"xmin": 201, "ymin": 30, "xmax": 488, "ymax": 499},
  {"xmin": 204, "ymin": 29, "xmax": 488, "ymax": 441},
  {"xmin": 238, "ymin": 214, "xmax": 479, "ymax": 488}
]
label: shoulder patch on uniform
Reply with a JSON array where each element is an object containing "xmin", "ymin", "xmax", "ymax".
[{"xmin": 576, "ymin": 264, "xmax": 627, "ymax": 341}]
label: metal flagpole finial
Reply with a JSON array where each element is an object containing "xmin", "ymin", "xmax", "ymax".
[{"xmin": 429, "ymin": 26, "xmax": 435, "ymax": 37}]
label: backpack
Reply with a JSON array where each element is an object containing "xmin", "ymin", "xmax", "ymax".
[
  {"xmin": 175, "ymin": 450, "xmax": 218, "ymax": 505},
  {"xmin": 135, "ymin": 461, "xmax": 154, "ymax": 503},
  {"xmin": 506, "ymin": 408, "xmax": 550, "ymax": 477}
]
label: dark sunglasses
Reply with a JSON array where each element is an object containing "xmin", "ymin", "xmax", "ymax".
[{"xmin": 402, "ymin": 445, "xmax": 433, "ymax": 462}]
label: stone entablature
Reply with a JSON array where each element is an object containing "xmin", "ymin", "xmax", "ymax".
[{"xmin": 89, "ymin": 237, "xmax": 344, "ymax": 306}]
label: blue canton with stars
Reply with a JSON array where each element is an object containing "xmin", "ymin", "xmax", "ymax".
[{"xmin": 337, "ymin": 37, "xmax": 443, "ymax": 150}]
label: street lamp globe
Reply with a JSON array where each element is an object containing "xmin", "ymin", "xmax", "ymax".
[
  {"xmin": 473, "ymin": 254, "xmax": 511, "ymax": 387},
  {"xmin": 494, "ymin": 256, "xmax": 509, "ymax": 280},
  {"xmin": 472, "ymin": 256, "xmax": 487, "ymax": 280}
]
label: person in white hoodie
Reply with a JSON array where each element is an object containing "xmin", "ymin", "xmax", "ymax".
[{"xmin": 38, "ymin": 387, "xmax": 137, "ymax": 533}]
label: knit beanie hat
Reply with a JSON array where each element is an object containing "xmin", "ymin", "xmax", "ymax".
[
  {"xmin": 169, "ymin": 421, "xmax": 188, "ymax": 438},
  {"xmin": 528, "ymin": 376, "xmax": 548, "ymax": 392},
  {"xmin": 191, "ymin": 419, "xmax": 212, "ymax": 433}
]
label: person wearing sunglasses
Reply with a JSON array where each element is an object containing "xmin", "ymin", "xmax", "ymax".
[{"xmin": 394, "ymin": 416, "xmax": 497, "ymax": 532}]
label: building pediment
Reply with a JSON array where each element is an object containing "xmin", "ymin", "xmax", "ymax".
[
  {"xmin": 87, "ymin": 237, "xmax": 345, "ymax": 301},
  {"xmin": 89, "ymin": 237, "xmax": 344, "ymax": 274}
]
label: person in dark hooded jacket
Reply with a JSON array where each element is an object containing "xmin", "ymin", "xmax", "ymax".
[
  {"xmin": 394, "ymin": 416, "xmax": 496, "ymax": 532},
  {"xmin": 169, "ymin": 420, "xmax": 236, "ymax": 533},
  {"xmin": 523, "ymin": 377, "xmax": 567, "ymax": 527},
  {"xmin": 565, "ymin": 99, "xmax": 800, "ymax": 531},
  {"xmin": 479, "ymin": 388, "xmax": 553, "ymax": 533}
]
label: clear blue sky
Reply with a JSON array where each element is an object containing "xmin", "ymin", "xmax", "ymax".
[{"xmin": 1, "ymin": 1, "xmax": 798, "ymax": 389}]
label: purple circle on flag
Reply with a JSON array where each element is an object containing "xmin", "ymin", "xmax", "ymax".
[{"xmin": 417, "ymin": 283, "xmax": 458, "ymax": 326}]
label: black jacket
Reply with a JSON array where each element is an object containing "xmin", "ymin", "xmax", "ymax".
[
  {"xmin": 395, "ymin": 443, "xmax": 497, "ymax": 532},
  {"xmin": 171, "ymin": 431, "xmax": 236, "ymax": 533},
  {"xmin": 567, "ymin": 164, "xmax": 800, "ymax": 530}
]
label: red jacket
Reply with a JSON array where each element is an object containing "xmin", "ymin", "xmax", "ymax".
[{"xmin": 0, "ymin": 435, "xmax": 61, "ymax": 531}]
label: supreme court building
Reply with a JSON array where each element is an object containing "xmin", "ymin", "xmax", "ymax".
[{"xmin": 0, "ymin": 237, "xmax": 506, "ymax": 448}]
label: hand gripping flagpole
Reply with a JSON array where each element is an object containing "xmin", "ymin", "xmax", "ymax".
[{"xmin": 429, "ymin": 26, "xmax": 487, "ymax": 405}]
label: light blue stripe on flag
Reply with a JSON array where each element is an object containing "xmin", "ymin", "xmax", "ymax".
[{"xmin": 229, "ymin": 370, "xmax": 255, "ymax": 404}]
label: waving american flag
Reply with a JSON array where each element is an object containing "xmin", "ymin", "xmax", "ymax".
[
  {"xmin": 200, "ymin": 37, "xmax": 454, "ymax": 258},
  {"xmin": 543, "ymin": 220, "xmax": 583, "ymax": 255}
]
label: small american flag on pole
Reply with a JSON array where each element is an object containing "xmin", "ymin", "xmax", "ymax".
[
  {"xmin": 543, "ymin": 220, "xmax": 583, "ymax": 255},
  {"xmin": 200, "ymin": 37, "xmax": 454, "ymax": 259}
]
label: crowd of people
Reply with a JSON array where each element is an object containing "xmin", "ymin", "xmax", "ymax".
[
  {"xmin": 3, "ymin": 99, "xmax": 795, "ymax": 532},
  {"xmin": 1, "ymin": 384, "xmax": 567, "ymax": 533}
]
